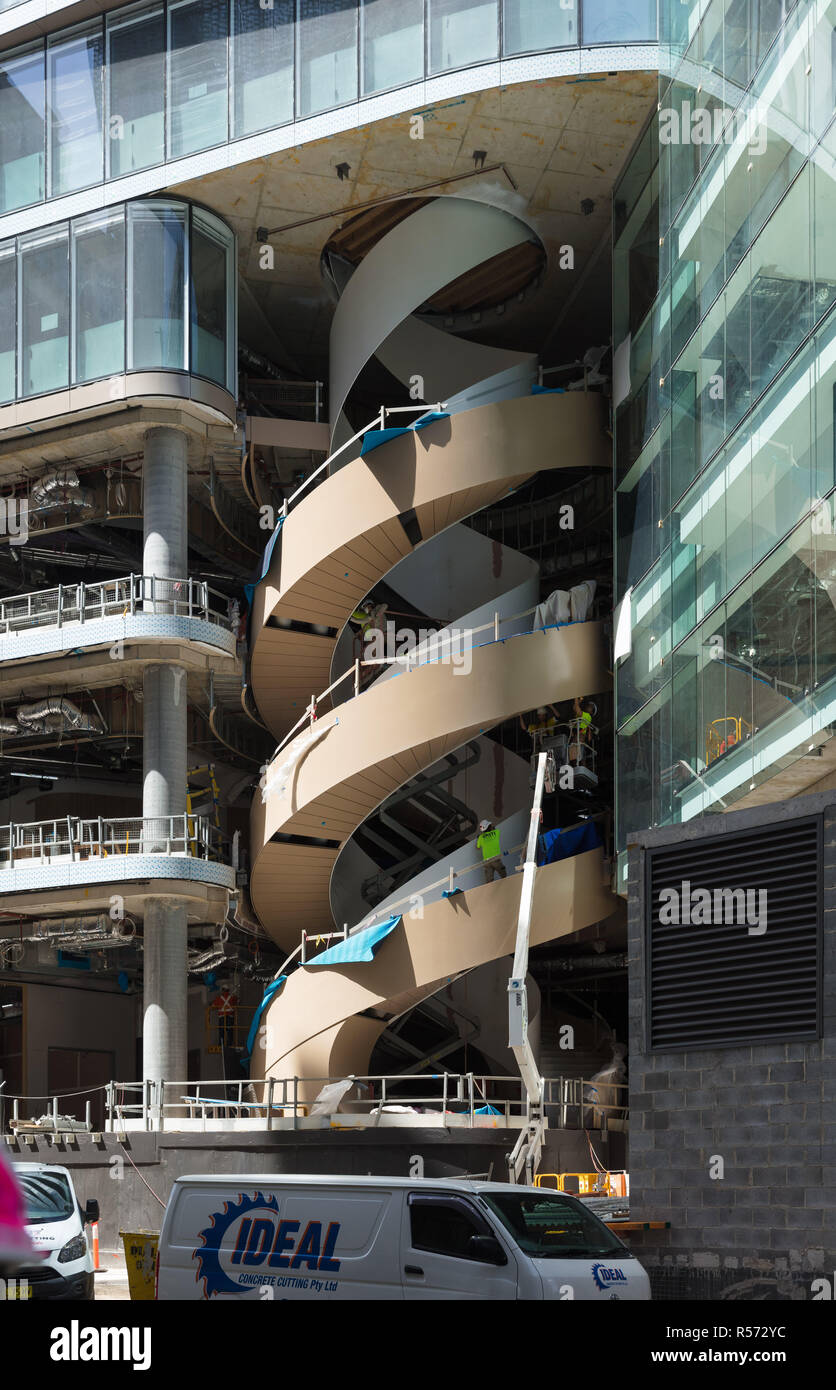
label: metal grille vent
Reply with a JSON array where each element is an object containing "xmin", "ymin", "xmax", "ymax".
[{"xmin": 647, "ymin": 816, "xmax": 821, "ymax": 1050}]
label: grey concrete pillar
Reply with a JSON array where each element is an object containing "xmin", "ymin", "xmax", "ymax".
[
  {"xmin": 142, "ymin": 898, "xmax": 188, "ymax": 1088},
  {"xmin": 142, "ymin": 424, "xmax": 190, "ymax": 1090}
]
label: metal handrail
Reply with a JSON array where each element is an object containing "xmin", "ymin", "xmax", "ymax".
[
  {"xmin": 92, "ymin": 1071, "xmax": 629, "ymax": 1133},
  {"xmin": 267, "ymin": 601, "xmax": 583, "ymax": 765},
  {"xmin": 0, "ymin": 813, "xmax": 230, "ymax": 867},
  {"xmin": 279, "ymin": 402, "xmax": 447, "ymax": 518},
  {"xmin": 0, "ymin": 573, "xmax": 233, "ymax": 635}
]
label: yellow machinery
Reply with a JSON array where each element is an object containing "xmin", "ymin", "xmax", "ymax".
[
  {"xmin": 534, "ymin": 1171, "xmax": 628, "ymax": 1198},
  {"xmin": 186, "ymin": 764, "xmax": 220, "ymax": 856},
  {"xmin": 706, "ymin": 715, "xmax": 752, "ymax": 766}
]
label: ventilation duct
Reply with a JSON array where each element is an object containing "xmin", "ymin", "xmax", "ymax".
[
  {"xmin": 0, "ymin": 715, "xmax": 18, "ymax": 733},
  {"xmin": 29, "ymin": 470, "xmax": 95, "ymax": 515},
  {"xmin": 10, "ymin": 698, "xmax": 105, "ymax": 736}
]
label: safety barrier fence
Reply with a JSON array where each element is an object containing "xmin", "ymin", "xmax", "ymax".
[
  {"xmin": 0, "ymin": 574, "xmax": 232, "ymax": 635},
  {"xmin": 0, "ymin": 813, "xmax": 229, "ymax": 867},
  {"xmin": 1, "ymin": 1074, "xmax": 627, "ymax": 1134}
]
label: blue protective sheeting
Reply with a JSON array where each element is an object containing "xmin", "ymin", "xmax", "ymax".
[
  {"xmin": 475, "ymin": 1105, "xmax": 502, "ymax": 1115},
  {"xmin": 259, "ymin": 515, "xmax": 284, "ymax": 578},
  {"xmin": 360, "ymin": 412, "xmax": 449, "ymax": 456},
  {"xmin": 442, "ymin": 887, "xmax": 463, "ymax": 898},
  {"xmin": 537, "ymin": 822, "xmax": 602, "ymax": 866},
  {"xmin": 531, "ymin": 383, "xmax": 566, "ymax": 394},
  {"xmin": 242, "ymin": 974, "xmax": 287, "ymax": 1069},
  {"xmin": 308, "ymin": 915, "xmax": 402, "ymax": 966}
]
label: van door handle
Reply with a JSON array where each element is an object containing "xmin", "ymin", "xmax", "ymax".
[{"xmin": 404, "ymin": 1265, "xmax": 424, "ymax": 1276}]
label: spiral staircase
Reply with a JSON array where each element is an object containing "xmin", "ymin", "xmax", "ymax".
[{"xmin": 248, "ymin": 194, "xmax": 617, "ymax": 1100}]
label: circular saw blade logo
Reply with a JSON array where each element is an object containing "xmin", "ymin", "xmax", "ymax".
[
  {"xmin": 591, "ymin": 1262, "xmax": 627, "ymax": 1293},
  {"xmin": 195, "ymin": 1191, "xmax": 280, "ymax": 1298}
]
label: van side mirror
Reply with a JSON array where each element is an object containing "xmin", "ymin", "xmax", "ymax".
[
  {"xmin": 84, "ymin": 1199, "xmax": 100, "ymax": 1225},
  {"xmin": 468, "ymin": 1234, "xmax": 507, "ymax": 1265}
]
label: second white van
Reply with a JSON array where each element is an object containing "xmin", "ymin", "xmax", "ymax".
[{"xmin": 156, "ymin": 1174, "xmax": 650, "ymax": 1301}]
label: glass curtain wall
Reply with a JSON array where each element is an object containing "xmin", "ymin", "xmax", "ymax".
[
  {"xmin": 614, "ymin": 0, "xmax": 836, "ymax": 851},
  {"xmin": 0, "ymin": 0, "xmax": 659, "ymax": 217},
  {"xmin": 0, "ymin": 197, "xmax": 234, "ymax": 404}
]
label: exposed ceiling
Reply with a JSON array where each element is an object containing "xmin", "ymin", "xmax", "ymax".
[{"xmin": 172, "ymin": 71, "xmax": 657, "ymax": 383}]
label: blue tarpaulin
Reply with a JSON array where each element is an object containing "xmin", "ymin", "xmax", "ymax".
[
  {"xmin": 259, "ymin": 515, "xmax": 284, "ymax": 578},
  {"xmin": 360, "ymin": 412, "xmax": 449, "ymax": 456},
  {"xmin": 537, "ymin": 822, "xmax": 602, "ymax": 866},
  {"xmin": 241, "ymin": 974, "xmax": 287, "ymax": 1070},
  {"xmin": 531, "ymin": 383, "xmax": 566, "ymax": 394},
  {"xmin": 442, "ymin": 887, "xmax": 463, "ymax": 899},
  {"xmin": 308, "ymin": 915, "xmax": 402, "ymax": 966}
]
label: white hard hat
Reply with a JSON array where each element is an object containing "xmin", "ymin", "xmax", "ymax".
[{"xmin": 478, "ymin": 819, "xmax": 492, "ymax": 832}]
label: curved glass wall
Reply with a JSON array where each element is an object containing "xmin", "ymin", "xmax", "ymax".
[
  {"xmin": 0, "ymin": 197, "xmax": 235, "ymax": 404},
  {"xmin": 0, "ymin": 0, "xmax": 658, "ymax": 217}
]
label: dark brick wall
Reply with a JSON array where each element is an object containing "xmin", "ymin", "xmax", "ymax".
[{"xmin": 626, "ymin": 790, "xmax": 836, "ymax": 1300}]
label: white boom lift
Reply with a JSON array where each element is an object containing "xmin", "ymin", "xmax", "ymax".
[{"xmin": 507, "ymin": 748, "xmax": 552, "ymax": 1184}]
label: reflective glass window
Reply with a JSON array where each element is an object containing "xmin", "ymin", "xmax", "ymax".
[
  {"xmin": 168, "ymin": 0, "xmax": 229, "ymax": 160},
  {"xmin": 107, "ymin": 3, "xmax": 165, "ymax": 177},
  {"xmin": 503, "ymin": 0, "xmax": 577, "ymax": 55},
  {"xmin": 0, "ymin": 242, "xmax": 15, "ymax": 404},
  {"xmin": 0, "ymin": 45, "xmax": 45, "ymax": 214},
  {"xmin": 581, "ymin": 0, "xmax": 656, "ymax": 44},
  {"xmin": 232, "ymin": 0, "xmax": 293, "ymax": 137},
  {"xmin": 428, "ymin": 0, "xmax": 499, "ymax": 74},
  {"xmin": 72, "ymin": 208, "xmax": 126, "ymax": 384},
  {"xmin": 47, "ymin": 23, "xmax": 104, "ymax": 198},
  {"xmin": 298, "ymin": 0, "xmax": 358, "ymax": 118},
  {"xmin": 127, "ymin": 201, "xmax": 187, "ymax": 372},
  {"xmin": 361, "ymin": 0, "xmax": 423, "ymax": 95},
  {"xmin": 19, "ymin": 224, "xmax": 70, "ymax": 397},
  {"xmin": 190, "ymin": 208, "xmax": 228, "ymax": 386}
]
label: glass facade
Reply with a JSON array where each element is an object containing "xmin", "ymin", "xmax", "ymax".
[
  {"xmin": 0, "ymin": 197, "xmax": 234, "ymax": 405},
  {"xmin": 614, "ymin": 0, "xmax": 836, "ymax": 852},
  {"xmin": 0, "ymin": 0, "xmax": 657, "ymax": 217}
]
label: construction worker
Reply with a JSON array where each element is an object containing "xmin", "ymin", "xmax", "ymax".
[
  {"xmin": 476, "ymin": 818, "xmax": 507, "ymax": 884},
  {"xmin": 519, "ymin": 705, "xmax": 560, "ymax": 748},
  {"xmin": 350, "ymin": 599, "xmax": 388, "ymax": 667},
  {"xmin": 570, "ymin": 696, "xmax": 596, "ymax": 765}
]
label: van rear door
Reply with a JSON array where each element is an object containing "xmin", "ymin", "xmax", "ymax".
[{"xmin": 400, "ymin": 1190, "xmax": 521, "ymax": 1299}]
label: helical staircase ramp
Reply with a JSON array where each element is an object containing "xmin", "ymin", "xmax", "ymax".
[{"xmin": 249, "ymin": 195, "xmax": 617, "ymax": 1099}]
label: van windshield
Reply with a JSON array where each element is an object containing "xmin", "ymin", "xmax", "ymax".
[
  {"xmin": 480, "ymin": 1192, "xmax": 628, "ymax": 1259},
  {"xmin": 18, "ymin": 1171, "xmax": 75, "ymax": 1224}
]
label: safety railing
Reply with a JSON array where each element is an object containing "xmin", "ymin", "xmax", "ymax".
[
  {"xmin": 278, "ymin": 401, "xmax": 448, "ymax": 519},
  {"xmin": 0, "ymin": 574, "xmax": 233, "ymax": 636},
  {"xmin": 265, "ymin": 599, "xmax": 588, "ymax": 768},
  {"xmin": 0, "ymin": 814, "xmax": 229, "ymax": 868},
  {"xmin": 97, "ymin": 1072, "xmax": 629, "ymax": 1133}
]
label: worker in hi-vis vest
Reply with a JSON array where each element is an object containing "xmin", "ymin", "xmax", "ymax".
[
  {"xmin": 570, "ymin": 696, "xmax": 596, "ymax": 765},
  {"xmin": 476, "ymin": 818, "xmax": 507, "ymax": 885}
]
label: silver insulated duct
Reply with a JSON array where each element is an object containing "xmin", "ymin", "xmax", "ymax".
[
  {"xmin": 30, "ymin": 469, "xmax": 95, "ymax": 516},
  {"xmin": 13, "ymin": 698, "xmax": 104, "ymax": 736}
]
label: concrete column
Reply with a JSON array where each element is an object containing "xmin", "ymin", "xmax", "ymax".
[
  {"xmin": 142, "ymin": 899, "xmax": 188, "ymax": 1087},
  {"xmin": 142, "ymin": 424, "xmax": 190, "ymax": 1091}
]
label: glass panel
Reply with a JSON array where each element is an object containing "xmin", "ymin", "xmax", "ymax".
[
  {"xmin": 298, "ymin": 0, "xmax": 358, "ymax": 117},
  {"xmin": 107, "ymin": 3, "xmax": 165, "ymax": 177},
  {"xmin": 19, "ymin": 224, "xmax": 69, "ymax": 397},
  {"xmin": 582, "ymin": 0, "xmax": 656, "ymax": 44},
  {"xmin": 168, "ymin": 0, "xmax": 229, "ymax": 160},
  {"xmin": 128, "ymin": 201, "xmax": 187, "ymax": 372},
  {"xmin": 47, "ymin": 23, "xmax": 104, "ymax": 198},
  {"xmin": 361, "ymin": 0, "xmax": 423, "ymax": 95},
  {"xmin": 0, "ymin": 45, "xmax": 45, "ymax": 214},
  {"xmin": 0, "ymin": 242, "xmax": 15, "ymax": 404},
  {"xmin": 72, "ymin": 208, "xmax": 125, "ymax": 384},
  {"xmin": 190, "ymin": 209, "xmax": 227, "ymax": 385},
  {"xmin": 503, "ymin": 0, "xmax": 577, "ymax": 54},
  {"xmin": 428, "ymin": 0, "xmax": 499, "ymax": 74},
  {"xmin": 232, "ymin": 0, "xmax": 293, "ymax": 137},
  {"xmin": 813, "ymin": 128, "xmax": 836, "ymax": 327}
]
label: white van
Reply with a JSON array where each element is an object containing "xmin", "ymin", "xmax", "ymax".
[
  {"xmin": 13, "ymin": 1163, "xmax": 98, "ymax": 1300},
  {"xmin": 156, "ymin": 1174, "xmax": 650, "ymax": 1301}
]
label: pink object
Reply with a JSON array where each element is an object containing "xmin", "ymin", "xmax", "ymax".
[{"xmin": 0, "ymin": 1149, "xmax": 34, "ymax": 1267}]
